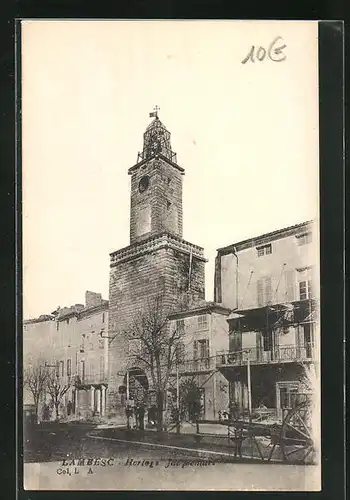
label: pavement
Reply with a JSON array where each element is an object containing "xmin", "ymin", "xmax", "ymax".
[
  {"xmin": 23, "ymin": 422, "xmax": 321, "ymax": 491},
  {"xmin": 88, "ymin": 425, "xmax": 281, "ymax": 463}
]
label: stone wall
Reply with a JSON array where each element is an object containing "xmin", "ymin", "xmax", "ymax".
[
  {"xmin": 130, "ymin": 158, "xmax": 183, "ymax": 244},
  {"xmin": 107, "ymin": 238, "xmax": 206, "ymax": 417}
]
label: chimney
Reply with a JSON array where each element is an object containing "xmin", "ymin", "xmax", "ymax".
[{"xmin": 85, "ymin": 291, "xmax": 103, "ymax": 308}]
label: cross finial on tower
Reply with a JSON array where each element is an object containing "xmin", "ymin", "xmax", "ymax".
[{"xmin": 149, "ymin": 105, "xmax": 160, "ymax": 119}]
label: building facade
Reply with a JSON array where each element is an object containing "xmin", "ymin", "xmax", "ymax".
[
  {"xmin": 168, "ymin": 302, "xmax": 231, "ymax": 420},
  {"xmin": 214, "ymin": 221, "xmax": 319, "ymax": 417},
  {"xmin": 107, "ymin": 114, "xmax": 206, "ymax": 418},
  {"xmin": 23, "ymin": 291, "xmax": 109, "ymax": 421}
]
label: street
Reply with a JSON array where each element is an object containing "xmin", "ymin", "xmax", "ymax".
[{"xmin": 23, "ymin": 424, "xmax": 321, "ymax": 491}]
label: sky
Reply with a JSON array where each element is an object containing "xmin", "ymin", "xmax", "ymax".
[{"xmin": 22, "ymin": 20, "xmax": 319, "ymax": 319}]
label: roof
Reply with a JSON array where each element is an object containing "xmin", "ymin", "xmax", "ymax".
[
  {"xmin": 23, "ymin": 315, "xmax": 55, "ymax": 324},
  {"xmin": 217, "ymin": 220, "xmax": 315, "ymax": 255},
  {"xmin": 169, "ymin": 301, "xmax": 231, "ymax": 319},
  {"xmin": 25, "ymin": 299, "xmax": 108, "ymax": 323}
]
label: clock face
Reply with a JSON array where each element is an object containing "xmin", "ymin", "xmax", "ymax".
[{"xmin": 138, "ymin": 175, "xmax": 150, "ymax": 193}]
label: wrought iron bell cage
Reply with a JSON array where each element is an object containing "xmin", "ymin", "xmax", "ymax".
[{"xmin": 137, "ymin": 118, "xmax": 178, "ymax": 164}]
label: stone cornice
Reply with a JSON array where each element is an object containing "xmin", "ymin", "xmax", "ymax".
[
  {"xmin": 127, "ymin": 154, "xmax": 185, "ymax": 175},
  {"xmin": 110, "ymin": 232, "xmax": 206, "ymax": 267}
]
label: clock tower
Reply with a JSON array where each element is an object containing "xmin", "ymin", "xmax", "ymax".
[
  {"xmin": 107, "ymin": 111, "xmax": 206, "ymax": 418},
  {"xmin": 129, "ymin": 115, "xmax": 184, "ymax": 243}
]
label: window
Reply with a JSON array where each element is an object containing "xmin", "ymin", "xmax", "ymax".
[
  {"xmin": 257, "ymin": 244, "xmax": 272, "ymax": 257},
  {"xmin": 296, "ymin": 232, "xmax": 312, "ymax": 245},
  {"xmin": 56, "ymin": 321, "xmax": 60, "ymax": 331},
  {"xmin": 80, "ymin": 334, "xmax": 85, "ymax": 352},
  {"xmin": 66, "ymin": 318, "xmax": 70, "ymax": 325},
  {"xmin": 257, "ymin": 277, "xmax": 273, "ymax": 306},
  {"xmin": 176, "ymin": 319, "xmax": 185, "ymax": 332},
  {"xmin": 98, "ymin": 338, "xmax": 104, "ymax": 349},
  {"xmin": 299, "ymin": 280, "xmax": 312, "ymax": 300},
  {"xmin": 67, "ymin": 359, "xmax": 72, "ymax": 377},
  {"xmin": 197, "ymin": 315, "xmax": 208, "ymax": 330},
  {"xmin": 297, "ymin": 268, "xmax": 313, "ymax": 300},
  {"xmin": 102, "ymin": 312, "xmax": 105, "ymax": 323},
  {"xmin": 59, "ymin": 360, "xmax": 64, "ymax": 377},
  {"xmin": 194, "ymin": 339, "xmax": 209, "ymax": 360},
  {"xmin": 55, "ymin": 361, "xmax": 60, "ymax": 376}
]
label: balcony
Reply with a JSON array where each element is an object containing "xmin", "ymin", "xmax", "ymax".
[
  {"xmin": 171, "ymin": 357, "xmax": 215, "ymax": 375},
  {"xmin": 73, "ymin": 374, "xmax": 108, "ymax": 387},
  {"xmin": 216, "ymin": 343, "xmax": 316, "ymax": 368}
]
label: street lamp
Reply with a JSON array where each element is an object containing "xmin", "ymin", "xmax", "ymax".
[{"xmin": 99, "ymin": 329, "xmax": 118, "ymax": 341}]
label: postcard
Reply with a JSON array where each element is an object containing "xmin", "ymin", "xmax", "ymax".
[{"xmin": 21, "ymin": 19, "xmax": 321, "ymax": 491}]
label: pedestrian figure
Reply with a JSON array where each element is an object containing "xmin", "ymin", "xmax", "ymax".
[
  {"xmin": 229, "ymin": 400, "xmax": 240, "ymax": 421},
  {"xmin": 228, "ymin": 400, "xmax": 243, "ymax": 458},
  {"xmin": 125, "ymin": 404, "xmax": 133, "ymax": 430},
  {"xmin": 67, "ymin": 400, "xmax": 72, "ymax": 416},
  {"xmin": 233, "ymin": 427, "xmax": 244, "ymax": 458},
  {"xmin": 138, "ymin": 404, "xmax": 145, "ymax": 430}
]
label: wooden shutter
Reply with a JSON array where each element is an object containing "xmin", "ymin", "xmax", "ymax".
[
  {"xmin": 214, "ymin": 256, "xmax": 222, "ymax": 303},
  {"xmin": 205, "ymin": 339, "xmax": 210, "ymax": 358},
  {"xmin": 99, "ymin": 355, "xmax": 104, "ymax": 379},
  {"xmin": 284, "ymin": 269, "xmax": 295, "ymax": 301},
  {"xmin": 193, "ymin": 340, "xmax": 198, "ymax": 360},
  {"xmin": 265, "ymin": 277, "xmax": 272, "ymax": 304},
  {"xmin": 257, "ymin": 279, "xmax": 264, "ymax": 306}
]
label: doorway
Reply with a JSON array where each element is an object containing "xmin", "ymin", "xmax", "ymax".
[{"xmin": 276, "ymin": 381, "xmax": 300, "ymax": 419}]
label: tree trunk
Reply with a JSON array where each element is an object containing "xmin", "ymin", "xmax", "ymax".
[
  {"xmin": 156, "ymin": 391, "xmax": 164, "ymax": 432},
  {"xmin": 34, "ymin": 396, "xmax": 40, "ymax": 424},
  {"xmin": 55, "ymin": 402, "xmax": 60, "ymax": 421}
]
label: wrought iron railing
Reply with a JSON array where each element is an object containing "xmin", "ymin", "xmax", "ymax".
[
  {"xmin": 171, "ymin": 357, "xmax": 215, "ymax": 374},
  {"xmin": 216, "ymin": 343, "xmax": 316, "ymax": 367},
  {"xmin": 73, "ymin": 374, "xmax": 108, "ymax": 386}
]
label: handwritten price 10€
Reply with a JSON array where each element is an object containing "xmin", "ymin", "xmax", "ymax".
[{"xmin": 242, "ymin": 36, "xmax": 287, "ymax": 64}]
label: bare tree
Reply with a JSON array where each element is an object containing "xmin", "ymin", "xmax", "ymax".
[
  {"xmin": 23, "ymin": 362, "xmax": 49, "ymax": 423},
  {"xmin": 126, "ymin": 293, "xmax": 187, "ymax": 432},
  {"xmin": 46, "ymin": 370, "xmax": 71, "ymax": 421},
  {"xmin": 178, "ymin": 378, "xmax": 203, "ymax": 423}
]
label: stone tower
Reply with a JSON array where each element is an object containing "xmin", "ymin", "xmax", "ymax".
[{"xmin": 107, "ymin": 112, "xmax": 206, "ymax": 417}]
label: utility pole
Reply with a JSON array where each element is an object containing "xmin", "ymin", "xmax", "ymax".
[
  {"xmin": 247, "ymin": 352, "xmax": 252, "ymax": 417},
  {"xmin": 126, "ymin": 370, "xmax": 131, "ymax": 430},
  {"xmin": 176, "ymin": 364, "xmax": 180, "ymax": 433},
  {"xmin": 233, "ymin": 247, "xmax": 239, "ymax": 310},
  {"xmin": 126, "ymin": 369, "xmax": 129, "ymax": 402}
]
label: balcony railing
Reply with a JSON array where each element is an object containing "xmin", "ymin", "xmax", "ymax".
[
  {"xmin": 73, "ymin": 374, "xmax": 108, "ymax": 386},
  {"xmin": 171, "ymin": 357, "xmax": 215, "ymax": 374},
  {"xmin": 216, "ymin": 343, "xmax": 316, "ymax": 367}
]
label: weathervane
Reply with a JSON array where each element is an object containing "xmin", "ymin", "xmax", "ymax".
[{"xmin": 149, "ymin": 105, "xmax": 160, "ymax": 119}]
